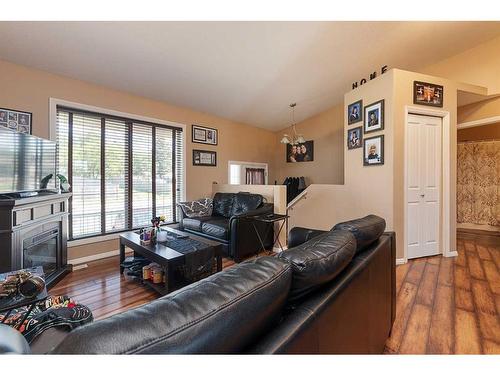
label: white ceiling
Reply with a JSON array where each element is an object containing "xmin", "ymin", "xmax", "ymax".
[{"xmin": 1, "ymin": 22, "xmax": 500, "ymax": 131}]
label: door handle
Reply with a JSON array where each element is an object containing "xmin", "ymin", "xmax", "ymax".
[{"xmin": 420, "ymin": 194, "xmax": 425, "ymax": 197}]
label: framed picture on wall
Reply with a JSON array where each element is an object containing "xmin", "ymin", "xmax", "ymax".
[
  {"xmin": 347, "ymin": 100, "xmax": 362, "ymax": 125},
  {"xmin": 193, "ymin": 149, "xmax": 217, "ymax": 166},
  {"xmin": 286, "ymin": 141, "xmax": 314, "ymax": 162},
  {"xmin": 347, "ymin": 126, "xmax": 362, "ymax": 150},
  {"xmin": 192, "ymin": 124, "xmax": 218, "ymax": 145},
  {"xmin": 0, "ymin": 107, "xmax": 32, "ymax": 134},
  {"xmin": 363, "ymin": 135, "xmax": 384, "ymax": 166},
  {"xmin": 364, "ymin": 100, "xmax": 384, "ymax": 133},
  {"xmin": 413, "ymin": 81, "xmax": 444, "ymax": 107}
]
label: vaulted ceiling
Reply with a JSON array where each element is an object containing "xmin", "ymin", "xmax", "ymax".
[{"xmin": 1, "ymin": 22, "xmax": 500, "ymax": 130}]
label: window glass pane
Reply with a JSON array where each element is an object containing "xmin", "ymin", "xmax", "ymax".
[
  {"xmin": 71, "ymin": 113, "xmax": 102, "ymax": 237},
  {"xmin": 105, "ymin": 119, "xmax": 129, "ymax": 232},
  {"xmin": 56, "ymin": 110, "xmax": 69, "ymax": 180},
  {"xmin": 132, "ymin": 123, "xmax": 152, "ymax": 227},
  {"xmin": 174, "ymin": 129, "xmax": 184, "ymax": 220},
  {"xmin": 155, "ymin": 127, "xmax": 173, "ymax": 221}
]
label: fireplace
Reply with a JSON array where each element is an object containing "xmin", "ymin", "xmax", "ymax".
[
  {"xmin": 0, "ymin": 192, "xmax": 71, "ymax": 288},
  {"xmin": 23, "ymin": 227, "xmax": 60, "ymax": 280}
]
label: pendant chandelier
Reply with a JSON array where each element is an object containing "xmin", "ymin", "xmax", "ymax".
[{"xmin": 280, "ymin": 103, "xmax": 305, "ymax": 145}]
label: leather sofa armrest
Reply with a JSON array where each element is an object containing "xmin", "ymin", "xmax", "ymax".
[
  {"xmin": 0, "ymin": 324, "xmax": 31, "ymax": 354},
  {"xmin": 177, "ymin": 205, "xmax": 186, "ymax": 229},
  {"xmin": 288, "ymin": 227, "xmax": 327, "ymax": 248}
]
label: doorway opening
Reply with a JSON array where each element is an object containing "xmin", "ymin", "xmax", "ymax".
[
  {"xmin": 228, "ymin": 161, "xmax": 268, "ymax": 185},
  {"xmin": 456, "ymin": 119, "xmax": 500, "ymax": 234}
]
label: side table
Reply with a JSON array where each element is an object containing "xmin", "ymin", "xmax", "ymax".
[{"xmin": 248, "ymin": 213, "xmax": 289, "ymax": 254}]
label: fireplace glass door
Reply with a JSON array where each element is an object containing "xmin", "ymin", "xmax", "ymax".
[{"xmin": 23, "ymin": 228, "xmax": 59, "ymax": 277}]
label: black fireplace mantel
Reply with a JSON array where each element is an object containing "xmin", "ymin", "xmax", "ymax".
[{"xmin": 0, "ymin": 192, "xmax": 72, "ymax": 288}]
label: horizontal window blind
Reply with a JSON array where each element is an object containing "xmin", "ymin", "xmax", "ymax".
[{"xmin": 56, "ymin": 106, "xmax": 184, "ymax": 240}]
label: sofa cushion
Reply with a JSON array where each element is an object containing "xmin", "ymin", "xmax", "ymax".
[
  {"xmin": 278, "ymin": 229, "xmax": 356, "ymax": 302},
  {"xmin": 231, "ymin": 193, "xmax": 263, "ymax": 216},
  {"xmin": 212, "ymin": 193, "xmax": 236, "ymax": 218},
  {"xmin": 332, "ymin": 215, "xmax": 386, "ymax": 254},
  {"xmin": 177, "ymin": 198, "xmax": 213, "ymax": 218},
  {"xmin": 51, "ymin": 257, "xmax": 292, "ymax": 354},
  {"xmin": 182, "ymin": 216, "xmax": 214, "ymax": 232},
  {"xmin": 201, "ymin": 218, "xmax": 229, "ymax": 240}
]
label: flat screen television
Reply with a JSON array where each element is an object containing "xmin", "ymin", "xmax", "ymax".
[{"xmin": 0, "ymin": 128, "xmax": 58, "ymax": 195}]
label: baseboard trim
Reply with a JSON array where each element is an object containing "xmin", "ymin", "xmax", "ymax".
[
  {"xmin": 396, "ymin": 258, "xmax": 407, "ymax": 265},
  {"xmin": 69, "ymin": 248, "xmax": 132, "ymax": 266},
  {"xmin": 445, "ymin": 251, "xmax": 458, "ymax": 258}
]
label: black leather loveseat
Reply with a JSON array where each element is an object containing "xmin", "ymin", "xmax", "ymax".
[
  {"xmin": 0, "ymin": 215, "xmax": 395, "ymax": 354},
  {"xmin": 179, "ymin": 192, "xmax": 274, "ymax": 262}
]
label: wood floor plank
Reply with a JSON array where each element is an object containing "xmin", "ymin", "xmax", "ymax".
[
  {"xmin": 455, "ymin": 309, "xmax": 482, "ymax": 354},
  {"xmin": 427, "ymin": 285, "xmax": 454, "ymax": 354},
  {"xmin": 464, "ymin": 241, "xmax": 477, "ymax": 254},
  {"xmin": 483, "ymin": 340, "xmax": 500, "ymax": 354},
  {"xmin": 455, "ymin": 288, "xmax": 475, "ymax": 312},
  {"xmin": 385, "ymin": 282, "xmax": 418, "ymax": 353},
  {"xmin": 455, "ymin": 265, "xmax": 471, "ymax": 291},
  {"xmin": 482, "ymin": 260, "xmax": 500, "ymax": 295},
  {"xmin": 488, "ymin": 247, "xmax": 500, "ymax": 270},
  {"xmin": 406, "ymin": 261, "xmax": 426, "ymax": 285},
  {"xmin": 427, "ymin": 256, "xmax": 441, "ymax": 266},
  {"xmin": 455, "ymin": 248, "xmax": 468, "ymax": 267},
  {"xmin": 399, "ymin": 304, "xmax": 432, "ymax": 354},
  {"xmin": 415, "ymin": 263, "xmax": 439, "ymax": 306},
  {"xmin": 471, "ymin": 279, "xmax": 497, "ymax": 315},
  {"xmin": 477, "ymin": 311, "xmax": 500, "ymax": 343},
  {"xmin": 477, "ymin": 244, "xmax": 493, "ymax": 261},
  {"xmin": 395, "ymin": 262, "xmax": 410, "ymax": 295},
  {"xmin": 467, "ymin": 252, "xmax": 486, "ymax": 280},
  {"xmin": 437, "ymin": 257, "xmax": 453, "ymax": 287}
]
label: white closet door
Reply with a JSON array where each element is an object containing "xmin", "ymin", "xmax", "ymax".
[{"xmin": 407, "ymin": 114, "xmax": 442, "ymax": 259}]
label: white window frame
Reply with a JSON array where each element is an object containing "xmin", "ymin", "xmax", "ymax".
[{"xmin": 49, "ymin": 98, "xmax": 187, "ymax": 245}]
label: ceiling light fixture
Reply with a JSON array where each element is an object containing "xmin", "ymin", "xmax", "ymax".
[{"xmin": 280, "ymin": 103, "xmax": 305, "ymax": 145}]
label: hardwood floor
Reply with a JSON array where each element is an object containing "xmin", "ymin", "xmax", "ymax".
[
  {"xmin": 50, "ymin": 254, "xmax": 239, "ymax": 321},
  {"xmin": 385, "ymin": 231, "xmax": 500, "ymax": 354},
  {"xmin": 52, "ymin": 232, "xmax": 500, "ymax": 353}
]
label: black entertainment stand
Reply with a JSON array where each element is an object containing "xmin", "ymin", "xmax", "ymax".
[{"xmin": 0, "ymin": 192, "xmax": 72, "ymax": 288}]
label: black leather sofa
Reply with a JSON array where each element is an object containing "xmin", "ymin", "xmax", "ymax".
[
  {"xmin": 0, "ymin": 215, "xmax": 395, "ymax": 354},
  {"xmin": 179, "ymin": 192, "xmax": 274, "ymax": 262}
]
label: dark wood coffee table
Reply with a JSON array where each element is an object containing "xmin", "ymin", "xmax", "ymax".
[{"xmin": 119, "ymin": 227, "xmax": 222, "ymax": 295}]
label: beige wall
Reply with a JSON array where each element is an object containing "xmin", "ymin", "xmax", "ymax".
[
  {"xmin": 0, "ymin": 59, "xmax": 279, "ymax": 260},
  {"xmin": 458, "ymin": 96, "xmax": 500, "ymax": 124},
  {"xmin": 421, "ymin": 34, "xmax": 500, "ymax": 95},
  {"xmin": 458, "ymin": 123, "xmax": 500, "ymax": 142},
  {"xmin": 0, "ymin": 59, "xmax": 277, "ymax": 202},
  {"xmin": 273, "ymin": 104, "xmax": 344, "ymax": 185},
  {"xmin": 288, "ymin": 69, "xmax": 485, "ymax": 260}
]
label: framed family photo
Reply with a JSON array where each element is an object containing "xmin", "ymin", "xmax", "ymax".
[
  {"xmin": 286, "ymin": 141, "xmax": 314, "ymax": 163},
  {"xmin": 0, "ymin": 107, "xmax": 32, "ymax": 134},
  {"xmin": 192, "ymin": 124, "xmax": 218, "ymax": 145},
  {"xmin": 413, "ymin": 81, "xmax": 444, "ymax": 107},
  {"xmin": 347, "ymin": 126, "xmax": 362, "ymax": 150},
  {"xmin": 347, "ymin": 100, "xmax": 362, "ymax": 125},
  {"xmin": 193, "ymin": 149, "xmax": 217, "ymax": 166},
  {"xmin": 364, "ymin": 99, "xmax": 384, "ymax": 133},
  {"xmin": 363, "ymin": 135, "xmax": 384, "ymax": 166}
]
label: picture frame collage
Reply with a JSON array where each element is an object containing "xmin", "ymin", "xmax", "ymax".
[
  {"xmin": 0, "ymin": 107, "xmax": 32, "ymax": 134},
  {"xmin": 347, "ymin": 99, "xmax": 384, "ymax": 166},
  {"xmin": 192, "ymin": 124, "xmax": 218, "ymax": 166}
]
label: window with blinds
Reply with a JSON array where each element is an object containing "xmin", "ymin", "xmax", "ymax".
[{"xmin": 56, "ymin": 106, "xmax": 184, "ymax": 240}]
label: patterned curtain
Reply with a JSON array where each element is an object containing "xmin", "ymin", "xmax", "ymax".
[
  {"xmin": 457, "ymin": 140, "xmax": 500, "ymax": 226},
  {"xmin": 245, "ymin": 168, "xmax": 265, "ymax": 185}
]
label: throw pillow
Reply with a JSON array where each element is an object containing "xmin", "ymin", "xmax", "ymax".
[{"xmin": 178, "ymin": 198, "xmax": 213, "ymax": 218}]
